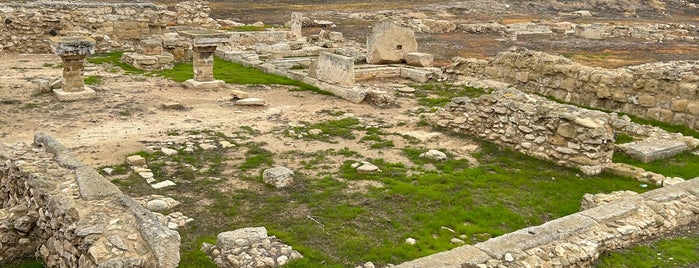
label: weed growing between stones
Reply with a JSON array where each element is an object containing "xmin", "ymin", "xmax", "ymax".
[
  {"xmin": 104, "ymin": 124, "xmax": 653, "ymax": 267},
  {"xmin": 596, "ymin": 235, "xmax": 699, "ymax": 268},
  {"xmin": 613, "ymin": 150, "xmax": 699, "ymax": 179}
]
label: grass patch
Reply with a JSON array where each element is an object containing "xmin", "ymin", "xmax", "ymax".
[
  {"xmin": 87, "ymin": 51, "xmax": 145, "ymax": 75},
  {"xmin": 613, "ymin": 150, "xmax": 699, "ymax": 179},
  {"xmin": 596, "ymin": 235, "xmax": 699, "ymax": 268},
  {"xmin": 615, "ymin": 133, "xmax": 635, "ymax": 144},
  {"xmin": 84, "ymin": 75, "xmax": 103, "ymax": 85},
  {"xmin": 113, "ymin": 128, "xmax": 653, "ymax": 267},
  {"xmin": 415, "ymin": 83, "xmax": 491, "ymax": 107},
  {"xmin": 224, "ymin": 25, "xmax": 274, "ymax": 32},
  {"xmin": 1, "ymin": 259, "xmax": 44, "ymax": 268}
]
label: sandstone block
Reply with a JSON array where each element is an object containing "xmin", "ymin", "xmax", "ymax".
[
  {"xmin": 316, "ymin": 52, "xmax": 354, "ymax": 86},
  {"xmin": 687, "ymin": 101, "xmax": 699, "ymax": 115},
  {"xmin": 671, "ymin": 99, "xmax": 688, "ymax": 112},
  {"xmin": 619, "ymin": 138, "xmax": 688, "ymax": 163},
  {"xmin": 366, "ymin": 19, "xmax": 418, "ymax": 64},
  {"xmin": 405, "ymin": 52, "xmax": 434, "ymax": 67},
  {"xmin": 638, "ymin": 94, "xmax": 656, "ymax": 107},
  {"xmin": 126, "ymin": 155, "xmax": 147, "ymax": 166}
]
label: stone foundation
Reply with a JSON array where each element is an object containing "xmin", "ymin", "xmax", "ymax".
[
  {"xmin": 0, "ymin": 133, "xmax": 180, "ymax": 267},
  {"xmin": 447, "ymin": 47, "xmax": 699, "ymax": 130},
  {"xmin": 429, "ymin": 88, "xmax": 616, "ymax": 174}
]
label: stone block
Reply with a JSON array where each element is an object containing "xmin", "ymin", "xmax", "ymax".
[
  {"xmin": 127, "ymin": 155, "xmax": 147, "ymax": 166},
  {"xmin": 366, "ymin": 19, "xmax": 418, "ymax": 64},
  {"xmin": 619, "ymin": 138, "xmax": 688, "ymax": 163},
  {"xmin": 687, "ymin": 101, "xmax": 699, "ymax": 115},
  {"xmin": 183, "ymin": 79, "xmax": 226, "ymax": 90},
  {"xmin": 53, "ymin": 87, "xmax": 97, "ymax": 102},
  {"xmin": 315, "ymin": 52, "xmax": 354, "ymax": 86},
  {"xmin": 405, "ymin": 52, "xmax": 434, "ymax": 67},
  {"xmin": 400, "ymin": 67, "xmax": 435, "ymax": 83},
  {"xmin": 671, "ymin": 99, "xmax": 689, "ymax": 112},
  {"xmin": 392, "ymin": 245, "xmax": 490, "ymax": 268},
  {"xmin": 638, "ymin": 94, "xmax": 656, "ymax": 107}
]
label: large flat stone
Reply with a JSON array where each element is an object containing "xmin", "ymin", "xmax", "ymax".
[
  {"xmin": 53, "ymin": 87, "xmax": 96, "ymax": 101},
  {"xmin": 315, "ymin": 52, "xmax": 355, "ymax": 86},
  {"xmin": 579, "ymin": 200, "xmax": 638, "ymax": 223},
  {"xmin": 393, "ymin": 245, "xmax": 490, "ymax": 268},
  {"xmin": 619, "ymin": 138, "xmax": 688, "ymax": 163},
  {"xmin": 183, "ymin": 79, "xmax": 226, "ymax": 90}
]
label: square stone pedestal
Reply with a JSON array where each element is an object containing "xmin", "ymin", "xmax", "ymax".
[{"xmin": 53, "ymin": 87, "xmax": 96, "ymax": 101}]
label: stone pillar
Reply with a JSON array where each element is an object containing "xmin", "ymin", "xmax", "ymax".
[
  {"xmin": 48, "ymin": 36, "xmax": 97, "ymax": 101},
  {"xmin": 192, "ymin": 45, "xmax": 216, "ymax": 81},
  {"xmin": 290, "ymin": 12, "xmax": 303, "ymax": 39},
  {"xmin": 179, "ymin": 30, "xmax": 229, "ymax": 89}
]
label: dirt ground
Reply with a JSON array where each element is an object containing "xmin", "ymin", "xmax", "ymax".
[{"xmin": 0, "ymin": 54, "xmax": 479, "ymax": 170}]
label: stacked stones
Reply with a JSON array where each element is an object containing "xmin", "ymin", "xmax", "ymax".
[
  {"xmin": 121, "ymin": 38, "xmax": 175, "ymax": 71},
  {"xmin": 201, "ymin": 227, "xmax": 303, "ymax": 268},
  {"xmin": 0, "ymin": 1, "xmax": 216, "ymax": 54},
  {"xmin": 447, "ymin": 47, "xmax": 699, "ymax": 130},
  {"xmin": 431, "ymin": 88, "xmax": 615, "ymax": 174},
  {"xmin": 0, "ymin": 134, "xmax": 180, "ymax": 267},
  {"xmin": 394, "ymin": 178, "xmax": 699, "ymax": 268}
]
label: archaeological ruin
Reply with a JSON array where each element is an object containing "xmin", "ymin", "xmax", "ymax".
[{"xmin": 1, "ymin": 0, "xmax": 697, "ymax": 267}]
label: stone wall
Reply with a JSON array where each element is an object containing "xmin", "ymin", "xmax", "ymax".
[
  {"xmin": 429, "ymin": 88, "xmax": 616, "ymax": 174},
  {"xmin": 0, "ymin": 1, "xmax": 216, "ymax": 54},
  {"xmin": 0, "ymin": 133, "xmax": 180, "ymax": 267},
  {"xmin": 394, "ymin": 178, "xmax": 699, "ymax": 268},
  {"xmin": 446, "ymin": 47, "xmax": 699, "ymax": 130}
]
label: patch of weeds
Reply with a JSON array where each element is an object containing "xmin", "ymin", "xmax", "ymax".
[
  {"xmin": 84, "ymin": 75, "xmax": 103, "ymax": 85},
  {"xmin": 87, "ymin": 51, "xmax": 145, "ymax": 75},
  {"xmin": 319, "ymin": 109, "xmax": 345, "ymax": 116},
  {"xmin": 613, "ymin": 150, "xmax": 699, "ymax": 179},
  {"xmin": 414, "ymin": 83, "xmax": 491, "ymax": 107},
  {"xmin": 239, "ymin": 142, "xmax": 274, "ymax": 172},
  {"xmin": 239, "ymin": 125, "xmax": 261, "ymax": 135},
  {"xmin": 596, "ymin": 235, "xmax": 699, "ymax": 268},
  {"xmin": 336, "ymin": 147, "xmax": 360, "ymax": 157},
  {"xmin": 118, "ymin": 109, "xmax": 131, "ymax": 116},
  {"xmin": 42, "ymin": 62, "xmax": 62, "ymax": 68},
  {"xmin": 21, "ymin": 102, "xmax": 41, "ymax": 110},
  {"xmin": 1, "ymin": 99, "xmax": 21, "ymax": 105},
  {"xmin": 614, "ymin": 133, "xmax": 635, "ymax": 144},
  {"xmin": 224, "ymin": 25, "xmax": 273, "ymax": 32},
  {"xmin": 1, "ymin": 258, "xmax": 44, "ymax": 268},
  {"xmin": 166, "ymin": 129, "xmax": 181, "ymax": 136},
  {"xmin": 310, "ymin": 118, "xmax": 360, "ymax": 140}
]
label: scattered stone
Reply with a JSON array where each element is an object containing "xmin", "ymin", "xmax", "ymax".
[
  {"xmin": 405, "ymin": 237, "xmax": 417, "ymax": 245},
  {"xmin": 219, "ymin": 141, "xmax": 235, "ymax": 148},
  {"xmin": 450, "ymin": 238, "xmax": 465, "ymax": 244},
  {"xmin": 236, "ymin": 98, "xmax": 266, "ymax": 106},
  {"xmin": 663, "ymin": 177, "xmax": 685, "ymax": 186},
  {"xmin": 161, "ymin": 102, "xmax": 185, "ymax": 110},
  {"xmin": 356, "ymin": 162, "xmax": 381, "ymax": 173},
  {"xmin": 308, "ymin": 129, "xmax": 323, "ymax": 135},
  {"xmin": 355, "ymin": 262, "xmax": 376, "ymax": 268},
  {"xmin": 618, "ymin": 138, "xmax": 688, "ymax": 163},
  {"xmin": 151, "ymin": 180, "xmax": 176, "ymax": 189},
  {"xmin": 263, "ymin": 166, "xmax": 295, "ymax": 188},
  {"xmin": 230, "ymin": 89, "xmax": 249, "ymax": 99},
  {"xmin": 396, "ymin": 86, "xmax": 417, "ymax": 93},
  {"xmin": 126, "ymin": 155, "xmax": 147, "ymax": 166},
  {"xmin": 199, "ymin": 143, "xmax": 217, "ymax": 150},
  {"xmin": 102, "ymin": 168, "xmax": 115, "ymax": 175},
  {"xmin": 405, "ymin": 52, "xmax": 434, "ymax": 67},
  {"xmin": 419, "ymin": 149, "xmax": 448, "ymax": 161},
  {"xmin": 161, "ymin": 147, "xmax": 178, "ymax": 156},
  {"xmin": 365, "ymin": 89, "xmax": 397, "ymax": 108},
  {"xmin": 146, "ymin": 199, "xmax": 170, "ymax": 212}
]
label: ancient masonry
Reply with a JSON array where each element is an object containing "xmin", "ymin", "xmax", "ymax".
[
  {"xmin": 0, "ymin": 133, "xmax": 180, "ymax": 267},
  {"xmin": 179, "ymin": 30, "xmax": 229, "ymax": 90},
  {"xmin": 48, "ymin": 36, "xmax": 97, "ymax": 101},
  {"xmin": 0, "ymin": 1, "xmax": 217, "ymax": 54},
  {"xmin": 430, "ymin": 88, "xmax": 616, "ymax": 175},
  {"xmin": 395, "ymin": 178, "xmax": 699, "ymax": 268},
  {"xmin": 446, "ymin": 47, "xmax": 699, "ymax": 130}
]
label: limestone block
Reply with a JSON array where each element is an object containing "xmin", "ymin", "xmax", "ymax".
[
  {"xmin": 315, "ymin": 52, "xmax": 354, "ymax": 86},
  {"xmin": 638, "ymin": 94, "xmax": 657, "ymax": 107},
  {"xmin": 405, "ymin": 52, "xmax": 434, "ymax": 67},
  {"xmin": 366, "ymin": 19, "xmax": 418, "ymax": 64},
  {"xmin": 671, "ymin": 99, "xmax": 689, "ymax": 112},
  {"xmin": 217, "ymin": 227, "xmax": 268, "ymax": 248},
  {"xmin": 619, "ymin": 138, "xmax": 688, "ymax": 163},
  {"xmin": 126, "ymin": 155, "xmax": 147, "ymax": 166},
  {"xmin": 400, "ymin": 67, "xmax": 436, "ymax": 83},
  {"xmin": 687, "ymin": 101, "xmax": 699, "ymax": 115},
  {"xmin": 263, "ymin": 166, "xmax": 294, "ymax": 188},
  {"xmin": 290, "ymin": 12, "xmax": 303, "ymax": 38},
  {"xmin": 646, "ymin": 108, "xmax": 673, "ymax": 123}
]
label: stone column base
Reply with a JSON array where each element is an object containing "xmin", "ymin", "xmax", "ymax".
[
  {"xmin": 183, "ymin": 79, "xmax": 227, "ymax": 90},
  {"xmin": 53, "ymin": 87, "xmax": 96, "ymax": 101}
]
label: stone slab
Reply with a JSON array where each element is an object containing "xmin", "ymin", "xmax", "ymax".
[
  {"xmin": 400, "ymin": 67, "xmax": 435, "ymax": 83},
  {"xmin": 75, "ymin": 166, "xmax": 122, "ymax": 201},
  {"xmin": 48, "ymin": 36, "xmax": 96, "ymax": 56},
  {"xmin": 178, "ymin": 30, "xmax": 230, "ymax": 46},
  {"xmin": 405, "ymin": 52, "xmax": 434, "ymax": 67},
  {"xmin": 151, "ymin": 180, "xmax": 176, "ymax": 189},
  {"xmin": 316, "ymin": 52, "xmax": 355, "ymax": 86},
  {"xmin": 53, "ymin": 87, "xmax": 96, "ymax": 101},
  {"xmin": 619, "ymin": 138, "xmax": 688, "ymax": 163},
  {"xmin": 183, "ymin": 79, "xmax": 227, "ymax": 90},
  {"xmin": 392, "ymin": 245, "xmax": 490, "ymax": 268},
  {"xmin": 579, "ymin": 200, "xmax": 638, "ymax": 223}
]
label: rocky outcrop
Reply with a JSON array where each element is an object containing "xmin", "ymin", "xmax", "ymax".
[
  {"xmin": 0, "ymin": 133, "xmax": 180, "ymax": 267},
  {"xmin": 447, "ymin": 47, "xmax": 699, "ymax": 130}
]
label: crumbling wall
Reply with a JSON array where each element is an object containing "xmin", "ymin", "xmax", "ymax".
[
  {"xmin": 430, "ymin": 88, "xmax": 616, "ymax": 174},
  {"xmin": 0, "ymin": 1, "xmax": 216, "ymax": 54},
  {"xmin": 447, "ymin": 47, "xmax": 699, "ymax": 130},
  {"xmin": 0, "ymin": 133, "xmax": 180, "ymax": 267},
  {"xmin": 394, "ymin": 178, "xmax": 699, "ymax": 268}
]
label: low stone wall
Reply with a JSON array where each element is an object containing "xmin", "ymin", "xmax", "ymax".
[
  {"xmin": 0, "ymin": 133, "xmax": 180, "ymax": 267},
  {"xmin": 395, "ymin": 178, "xmax": 699, "ymax": 268},
  {"xmin": 446, "ymin": 47, "xmax": 699, "ymax": 130},
  {"xmin": 429, "ymin": 88, "xmax": 616, "ymax": 174},
  {"xmin": 0, "ymin": 1, "xmax": 216, "ymax": 54}
]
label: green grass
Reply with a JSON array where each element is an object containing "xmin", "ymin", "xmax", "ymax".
[
  {"xmin": 613, "ymin": 151, "xmax": 699, "ymax": 179},
  {"xmin": 87, "ymin": 51, "xmax": 145, "ymax": 75},
  {"xmin": 84, "ymin": 75, "xmax": 103, "ymax": 86},
  {"xmin": 615, "ymin": 133, "xmax": 635, "ymax": 144},
  {"xmin": 224, "ymin": 25, "xmax": 274, "ymax": 32},
  {"xmin": 596, "ymin": 235, "xmax": 699, "ymax": 268},
  {"xmin": 415, "ymin": 83, "xmax": 491, "ymax": 107},
  {"xmin": 109, "ymin": 126, "xmax": 653, "ymax": 268}
]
